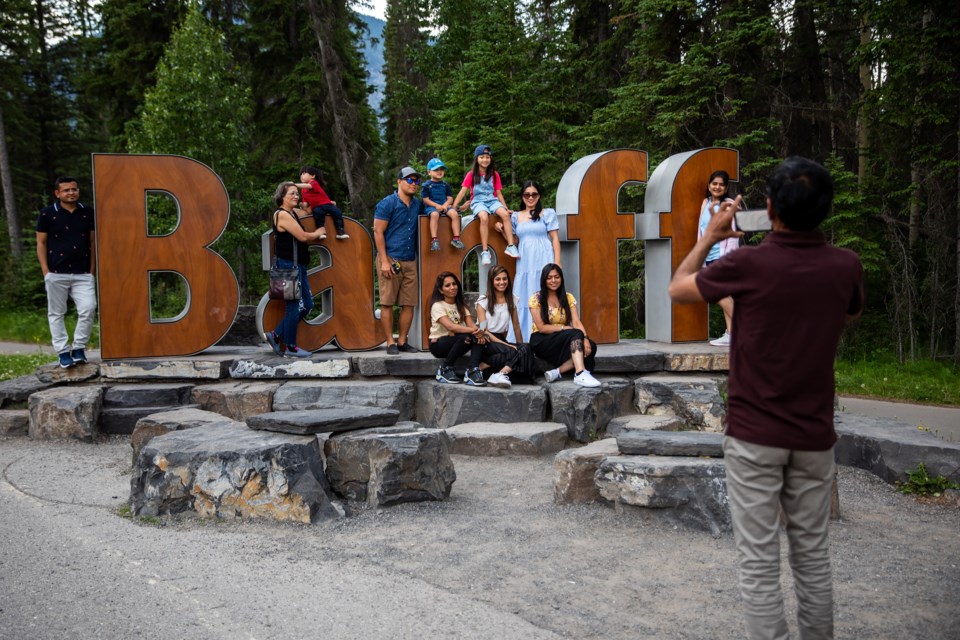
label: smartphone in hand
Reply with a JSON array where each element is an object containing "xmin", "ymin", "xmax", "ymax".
[{"xmin": 735, "ymin": 209, "xmax": 772, "ymax": 233}]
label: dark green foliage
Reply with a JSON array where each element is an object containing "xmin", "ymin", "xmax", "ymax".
[{"xmin": 896, "ymin": 463, "xmax": 960, "ymax": 496}]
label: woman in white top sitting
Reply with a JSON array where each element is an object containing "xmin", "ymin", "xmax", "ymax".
[{"xmin": 475, "ymin": 265, "xmax": 533, "ymax": 388}]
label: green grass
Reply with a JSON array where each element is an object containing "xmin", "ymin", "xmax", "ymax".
[
  {"xmin": 836, "ymin": 354, "xmax": 960, "ymax": 406},
  {"xmin": 0, "ymin": 309, "xmax": 99, "ymax": 348},
  {"xmin": 0, "ymin": 353, "xmax": 52, "ymax": 381}
]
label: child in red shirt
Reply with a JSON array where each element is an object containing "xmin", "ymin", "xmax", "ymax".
[{"xmin": 296, "ymin": 166, "xmax": 348, "ymax": 240}]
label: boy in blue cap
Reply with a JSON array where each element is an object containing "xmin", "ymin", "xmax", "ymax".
[{"xmin": 421, "ymin": 157, "xmax": 463, "ymax": 251}]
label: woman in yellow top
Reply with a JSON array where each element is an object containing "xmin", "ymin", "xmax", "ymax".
[{"xmin": 528, "ymin": 263, "xmax": 600, "ymax": 387}]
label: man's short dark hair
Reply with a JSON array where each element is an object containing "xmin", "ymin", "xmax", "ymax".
[
  {"xmin": 766, "ymin": 157, "xmax": 834, "ymax": 231},
  {"xmin": 54, "ymin": 176, "xmax": 78, "ymax": 189}
]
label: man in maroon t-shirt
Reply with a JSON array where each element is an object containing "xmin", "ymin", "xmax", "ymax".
[{"xmin": 669, "ymin": 157, "xmax": 863, "ymax": 640}]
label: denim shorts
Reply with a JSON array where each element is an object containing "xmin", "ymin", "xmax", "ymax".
[{"xmin": 470, "ymin": 198, "xmax": 505, "ymax": 215}]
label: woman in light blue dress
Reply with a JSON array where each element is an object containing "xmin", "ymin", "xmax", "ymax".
[{"xmin": 496, "ymin": 181, "xmax": 561, "ymax": 342}]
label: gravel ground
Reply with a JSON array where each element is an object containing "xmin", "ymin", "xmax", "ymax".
[{"xmin": 1, "ymin": 437, "xmax": 958, "ymax": 639}]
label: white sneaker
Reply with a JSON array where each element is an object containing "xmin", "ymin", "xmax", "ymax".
[
  {"xmin": 710, "ymin": 332, "xmax": 731, "ymax": 347},
  {"xmin": 504, "ymin": 244, "xmax": 520, "ymax": 258},
  {"xmin": 480, "ymin": 249, "xmax": 492, "ymax": 265},
  {"xmin": 487, "ymin": 372, "xmax": 511, "ymax": 388},
  {"xmin": 544, "ymin": 368, "xmax": 561, "ymax": 383},
  {"xmin": 574, "ymin": 370, "xmax": 601, "ymax": 388}
]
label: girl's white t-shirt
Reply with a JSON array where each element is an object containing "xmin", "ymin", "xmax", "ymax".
[{"xmin": 476, "ymin": 294, "xmax": 519, "ymax": 334}]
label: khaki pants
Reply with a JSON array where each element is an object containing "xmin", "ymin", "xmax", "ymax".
[{"xmin": 723, "ymin": 436, "xmax": 835, "ymax": 640}]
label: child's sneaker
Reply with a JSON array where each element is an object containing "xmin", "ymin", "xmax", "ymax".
[
  {"xmin": 464, "ymin": 368, "xmax": 486, "ymax": 386},
  {"xmin": 284, "ymin": 345, "xmax": 312, "ymax": 358},
  {"xmin": 58, "ymin": 352, "xmax": 76, "ymax": 369},
  {"xmin": 336, "ymin": 232, "xmax": 350, "ymax": 239},
  {"xmin": 480, "ymin": 250, "xmax": 492, "ymax": 265},
  {"xmin": 430, "ymin": 239, "xmax": 441, "ymax": 252},
  {"xmin": 317, "ymin": 227, "xmax": 327, "ymax": 240},
  {"xmin": 574, "ymin": 370, "xmax": 601, "ymax": 388},
  {"xmin": 265, "ymin": 331, "xmax": 283, "ymax": 356},
  {"xmin": 543, "ymin": 368, "xmax": 561, "ymax": 383},
  {"xmin": 504, "ymin": 244, "xmax": 520, "ymax": 258},
  {"xmin": 436, "ymin": 366, "xmax": 460, "ymax": 384},
  {"xmin": 451, "ymin": 238, "xmax": 465, "ymax": 250},
  {"xmin": 487, "ymin": 372, "xmax": 511, "ymax": 388}
]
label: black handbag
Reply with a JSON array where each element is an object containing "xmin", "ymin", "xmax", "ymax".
[{"xmin": 268, "ymin": 215, "xmax": 301, "ymax": 301}]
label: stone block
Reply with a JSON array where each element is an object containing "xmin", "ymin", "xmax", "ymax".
[
  {"xmin": 0, "ymin": 409, "xmax": 29, "ymax": 436},
  {"xmin": 101, "ymin": 404, "xmax": 201, "ymax": 435},
  {"xmin": 191, "ymin": 381, "xmax": 280, "ymax": 421},
  {"xmin": 592, "ymin": 341, "xmax": 664, "ymax": 374},
  {"xmin": 247, "ymin": 407, "xmax": 400, "ymax": 435},
  {"xmin": 605, "ymin": 414, "xmax": 685, "ymax": 437},
  {"xmin": 103, "ymin": 383, "xmax": 194, "ymax": 408},
  {"xmin": 553, "ymin": 439, "xmax": 621, "ymax": 504},
  {"xmin": 273, "ymin": 379, "xmax": 414, "ymax": 420},
  {"xmin": 0, "ymin": 374, "xmax": 55, "ymax": 408},
  {"xmin": 101, "ymin": 358, "xmax": 230, "ymax": 380},
  {"xmin": 323, "ymin": 423, "xmax": 456, "ymax": 505},
  {"xmin": 28, "ymin": 385, "xmax": 103, "ymax": 441},
  {"xmin": 131, "ymin": 422, "xmax": 343, "ymax": 523},
  {"xmin": 596, "ymin": 455, "xmax": 731, "ymax": 536},
  {"xmin": 446, "ymin": 422, "xmax": 568, "ymax": 456},
  {"xmin": 663, "ymin": 351, "xmax": 729, "ymax": 372},
  {"xmin": 132, "ymin": 408, "xmax": 239, "ymax": 461},
  {"xmin": 544, "ymin": 377, "xmax": 634, "ymax": 443},
  {"xmin": 834, "ymin": 412, "xmax": 960, "ymax": 485},
  {"xmin": 617, "ymin": 430, "xmax": 724, "ymax": 457},
  {"xmin": 354, "ymin": 352, "xmax": 439, "ymax": 377},
  {"xmin": 35, "ymin": 362, "xmax": 100, "ymax": 383},
  {"xmin": 634, "ymin": 375, "xmax": 727, "ymax": 431},
  {"xmin": 228, "ymin": 355, "xmax": 351, "ymax": 379},
  {"xmin": 416, "ymin": 380, "xmax": 547, "ymax": 429}
]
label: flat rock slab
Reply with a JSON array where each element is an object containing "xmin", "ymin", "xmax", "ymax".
[
  {"xmin": 544, "ymin": 377, "xmax": 634, "ymax": 443},
  {"xmin": 663, "ymin": 351, "xmax": 729, "ymax": 372},
  {"xmin": 132, "ymin": 408, "xmax": 240, "ymax": 460},
  {"xmin": 605, "ymin": 414, "xmax": 685, "ymax": 437},
  {"xmin": 190, "ymin": 381, "xmax": 280, "ymax": 421},
  {"xmin": 592, "ymin": 342, "xmax": 664, "ymax": 374},
  {"xmin": 131, "ymin": 422, "xmax": 343, "ymax": 523},
  {"xmin": 323, "ymin": 423, "xmax": 456, "ymax": 506},
  {"xmin": 273, "ymin": 379, "xmax": 415, "ymax": 420},
  {"xmin": 28, "ymin": 385, "xmax": 103, "ymax": 442},
  {"xmin": 101, "ymin": 404, "xmax": 201, "ymax": 435},
  {"xmin": 0, "ymin": 374, "xmax": 56, "ymax": 408},
  {"xmin": 835, "ymin": 412, "xmax": 960, "ymax": 484},
  {"xmin": 416, "ymin": 380, "xmax": 547, "ymax": 429},
  {"xmin": 103, "ymin": 383, "xmax": 195, "ymax": 408},
  {"xmin": 101, "ymin": 358, "xmax": 231, "ymax": 380},
  {"xmin": 617, "ymin": 430, "xmax": 724, "ymax": 457},
  {"xmin": 634, "ymin": 374, "xmax": 727, "ymax": 431},
  {"xmin": 596, "ymin": 455, "xmax": 731, "ymax": 536},
  {"xmin": 445, "ymin": 422, "xmax": 568, "ymax": 456},
  {"xmin": 35, "ymin": 362, "xmax": 100, "ymax": 383},
  {"xmin": 228, "ymin": 355, "xmax": 351, "ymax": 379},
  {"xmin": 553, "ymin": 439, "xmax": 621, "ymax": 504},
  {"xmin": 0, "ymin": 409, "xmax": 30, "ymax": 436},
  {"xmin": 247, "ymin": 406, "xmax": 400, "ymax": 435},
  {"xmin": 353, "ymin": 352, "xmax": 441, "ymax": 378}
]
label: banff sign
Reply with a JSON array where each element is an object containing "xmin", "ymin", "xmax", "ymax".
[{"xmin": 93, "ymin": 148, "xmax": 738, "ymax": 359}]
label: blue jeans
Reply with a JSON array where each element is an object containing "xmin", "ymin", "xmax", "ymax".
[{"xmin": 272, "ymin": 259, "xmax": 313, "ymax": 348}]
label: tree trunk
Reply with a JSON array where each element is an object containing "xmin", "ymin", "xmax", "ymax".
[
  {"xmin": 0, "ymin": 103, "xmax": 21, "ymax": 259},
  {"xmin": 955, "ymin": 98, "xmax": 960, "ymax": 366},
  {"xmin": 857, "ymin": 10, "xmax": 871, "ymax": 185}
]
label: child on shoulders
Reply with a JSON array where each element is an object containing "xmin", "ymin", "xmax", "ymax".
[{"xmin": 296, "ymin": 166, "xmax": 348, "ymax": 240}]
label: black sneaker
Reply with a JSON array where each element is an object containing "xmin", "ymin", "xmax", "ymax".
[
  {"xmin": 436, "ymin": 366, "xmax": 460, "ymax": 384},
  {"xmin": 464, "ymin": 368, "xmax": 486, "ymax": 386},
  {"xmin": 58, "ymin": 352, "xmax": 76, "ymax": 369},
  {"xmin": 386, "ymin": 343, "xmax": 400, "ymax": 355},
  {"xmin": 70, "ymin": 348, "xmax": 87, "ymax": 364},
  {"xmin": 397, "ymin": 342, "xmax": 417, "ymax": 353}
]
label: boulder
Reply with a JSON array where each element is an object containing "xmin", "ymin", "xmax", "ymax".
[
  {"xmin": 0, "ymin": 409, "xmax": 29, "ymax": 436},
  {"xmin": 100, "ymin": 358, "xmax": 231, "ymax": 380},
  {"xmin": 191, "ymin": 381, "xmax": 280, "ymax": 421},
  {"xmin": 544, "ymin": 377, "xmax": 634, "ymax": 442},
  {"xmin": 0, "ymin": 374, "xmax": 55, "ymax": 408},
  {"xmin": 553, "ymin": 439, "xmax": 621, "ymax": 504},
  {"xmin": 103, "ymin": 383, "xmax": 194, "ymax": 408},
  {"xmin": 605, "ymin": 414, "xmax": 686, "ymax": 437},
  {"xmin": 617, "ymin": 430, "xmax": 724, "ymax": 457},
  {"xmin": 634, "ymin": 375, "xmax": 727, "ymax": 431},
  {"xmin": 228, "ymin": 355, "xmax": 351, "ymax": 379},
  {"xmin": 272, "ymin": 379, "xmax": 414, "ymax": 421},
  {"xmin": 247, "ymin": 407, "xmax": 400, "ymax": 435},
  {"xmin": 596, "ymin": 455, "xmax": 731, "ymax": 536},
  {"xmin": 834, "ymin": 412, "xmax": 960, "ymax": 485},
  {"xmin": 131, "ymin": 422, "xmax": 343, "ymax": 523},
  {"xmin": 28, "ymin": 385, "xmax": 103, "ymax": 441},
  {"xmin": 416, "ymin": 380, "xmax": 546, "ymax": 430},
  {"xmin": 323, "ymin": 423, "xmax": 456, "ymax": 506},
  {"xmin": 446, "ymin": 422, "xmax": 568, "ymax": 456},
  {"xmin": 35, "ymin": 362, "xmax": 100, "ymax": 383},
  {"xmin": 132, "ymin": 408, "xmax": 238, "ymax": 460}
]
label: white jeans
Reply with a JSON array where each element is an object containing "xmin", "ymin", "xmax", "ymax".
[
  {"xmin": 723, "ymin": 436, "xmax": 836, "ymax": 640},
  {"xmin": 45, "ymin": 273, "xmax": 97, "ymax": 354}
]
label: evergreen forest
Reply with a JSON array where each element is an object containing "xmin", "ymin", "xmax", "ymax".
[{"xmin": 0, "ymin": 0, "xmax": 958, "ymax": 365}]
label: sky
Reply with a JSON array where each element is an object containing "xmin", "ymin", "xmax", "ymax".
[{"xmin": 356, "ymin": 0, "xmax": 387, "ymax": 21}]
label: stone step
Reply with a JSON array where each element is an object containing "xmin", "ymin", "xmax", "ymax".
[
  {"xmin": 100, "ymin": 404, "xmax": 201, "ymax": 435},
  {"xmin": 553, "ymin": 439, "xmax": 621, "ymax": 504},
  {"xmin": 130, "ymin": 421, "xmax": 343, "ymax": 523},
  {"xmin": 324, "ymin": 423, "xmax": 456, "ymax": 506},
  {"xmin": 101, "ymin": 356, "xmax": 234, "ymax": 380},
  {"xmin": 28, "ymin": 385, "xmax": 103, "ymax": 441},
  {"xmin": 272, "ymin": 379, "xmax": 415, "ymax": 421},
  {"xmin": 0, "ymin": 374, "xmax": 55, "ymax": 408},
  {"xmin": 634, "ymin": 374, "xmax": 727, "ymax": 431},
  {"xmin": 103, "ymin": 383, "xmax": 195, "ymax": 408},
  {"xmin": 616, "ymin": 430, "xmax": 723, "ymax": 457},
  {"xmin": 542, "ymin": 377, "xmax": 634, "ymax": 442},
  {"xmin": 247, "ymin": 406, "xmax": 399, "ymax": 435},
  {"xmin": 228, "ymin": 354, "xmax": 351, "ymax": 379},
  {"xmin": 190, "ymin": 381, "xmax": 280, "ymax": 421},
  {"xmin": 36, "ymin": 362, "xmax": 100, "ymax": 383},
  {"xmin": 132, "ymin": 408, "xmax": 242, "ymax": 461},
  {"xmin": 445, "ymin": 422, "xmax": 569, "ymax": 457},
  {"xmin": 416, "ymin": 380, "xmax": 547, "ymax": 429},
  {"xmin": 605, "ymin": 414, "xmax": 686, "ymax": 437},
  {"xmin": 0, "ymin": 409, "xmax": 29, "ymax": 436}
]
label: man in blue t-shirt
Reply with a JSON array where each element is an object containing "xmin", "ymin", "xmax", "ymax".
[
  {"xmin": 373, "ymin": 167, "xmax": 424, "ymax": 354},
  {"xmin": 36, "ymin": 176, "xmax": 98, "ymax": 368}
]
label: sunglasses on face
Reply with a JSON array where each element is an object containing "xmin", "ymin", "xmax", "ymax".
[
  {"xmin": 404, "ymin": 177, "xmax": 421, "ymax": 185},
  {"xmin": 522, "ymin": 192, "xmax": 539, "ymax": 198}
]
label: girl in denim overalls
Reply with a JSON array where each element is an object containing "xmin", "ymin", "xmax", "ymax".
[{"xmin": 451, "ymin": 144, "xmax": 518, "ymax": 265}]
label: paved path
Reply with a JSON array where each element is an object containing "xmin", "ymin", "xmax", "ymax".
[
  {"xmin": 0, "ymin": 341, "xmax": 55, "ymax": 355},
  {"xmin": 838, "ymin": 396, "xmax": 960, "ymax": 443}
]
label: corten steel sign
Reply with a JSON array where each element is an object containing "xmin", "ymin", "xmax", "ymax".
[{"xmin": 93, "ymin": 149, "xmax": 738, "ymax": 358}]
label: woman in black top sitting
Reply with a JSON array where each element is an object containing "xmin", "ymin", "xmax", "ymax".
[{"xmin": 265, "ymin": 181, "xmax": 325, "ymax": 357}]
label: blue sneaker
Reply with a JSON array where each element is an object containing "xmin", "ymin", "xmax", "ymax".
[
  {"xmin": 70, "ymin": 348, "xmax": 87, "ymax": 364},
  {"xmin": 265, "ymin": 331, "xmax": 283, "ymax": 356},
  {"xmin": 58, "ymin": 352, "xmax": 76, "ymax": 369}
]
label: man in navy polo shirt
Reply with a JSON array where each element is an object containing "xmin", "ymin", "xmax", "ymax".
[
  {"xmin": 36, "ymin": 176, "xmax": 97, "ymax": 368},
  {"xmin": 669, "ymin": 157, "xmax": 864, "ymax": 640},
  {"xmin": 373, "ymin": 166, "xmax": 424, "ymax": 354}
]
